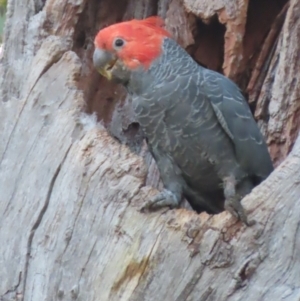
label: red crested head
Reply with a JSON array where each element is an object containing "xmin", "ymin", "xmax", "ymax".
[{"xmin": 93, "ymin": 16, "xmax": 172, "ymax": 80}]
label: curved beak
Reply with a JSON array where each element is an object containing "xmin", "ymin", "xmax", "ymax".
[{"xmin": 93, "ymin": 48, "xmax": 116, "ymax": 80}]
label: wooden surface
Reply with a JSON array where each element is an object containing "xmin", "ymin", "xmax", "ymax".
[
  {"xmin": 184, "ymin": 0, "xmax": 249, "ymax": 79},
  {"xmin": 0, "ymin": 0, "xmax": 299, "ymax": 300},
  {"xmin": 251, "ymin": 0, "xmax": 300, "ymax": 166}
]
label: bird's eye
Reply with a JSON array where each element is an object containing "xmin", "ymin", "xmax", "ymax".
[{"xmin": 114, "ymin": 38, "xmax": 124, "ymax": 48}]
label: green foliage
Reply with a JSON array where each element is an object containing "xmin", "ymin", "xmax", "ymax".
[
  {"xmin": 0, "ymin": 0, "xmax": 7, "ymax": 8},
  {"xmin": 0, "ymin": 14, "xmax": 5, "ymax": 42},
  {"xmin": 0, "ymin": 0, "xmax": 6, "ymax": 43}
]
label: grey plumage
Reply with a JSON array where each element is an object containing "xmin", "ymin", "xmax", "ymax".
[{"xmin": 98, "ymin": 37, "xmax": 274, "ymax": 224}]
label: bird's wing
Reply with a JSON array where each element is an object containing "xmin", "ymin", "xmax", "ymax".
[
  {"xmin": 202, "ymin": 69, "xmax": 273, "ymax": 179},
  {"xmin": 141, "ymin": 73, "xmax": 227, "ymax": 185}
]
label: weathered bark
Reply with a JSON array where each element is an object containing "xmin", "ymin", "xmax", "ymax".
[
  {"xmin": 249, "ymin": 0, "xmax": 300, "ymax": 166},
  {"xmin": 0, "ymin": 0, "xmax": 299, "ymax": 301}
]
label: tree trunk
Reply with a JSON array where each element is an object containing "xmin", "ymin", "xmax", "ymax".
[{"xmin": 1, "ymin": 0, "xmax": 299, "ymax": 300}]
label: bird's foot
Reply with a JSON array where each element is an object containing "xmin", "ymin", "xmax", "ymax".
[
  {"xmin": 224, "ymin": 197, "xmax": 255, "ymax": 226},
  {"xmin": 223, "ymin": 176, "xmax": 255, "ymax": 226},
  {"xmin": 140, "ymin": 189, "xmax": 180, "ymax": 212}
]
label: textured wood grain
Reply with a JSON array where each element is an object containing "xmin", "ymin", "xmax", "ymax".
[
  {"xmin": 183, "ymin": 0, "xmax": 249, "ymax": 79},
  {"xmin": 252, "ymin": 0, "xmax": 300, "ymax": 166},
  {"xmin": 0, "ymin": 0, "xmax": 300, "ymax": 301}
]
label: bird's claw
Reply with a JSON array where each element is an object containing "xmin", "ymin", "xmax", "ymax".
[
  {"xmin": 140, "ymin": 189, "xmax": 180, "ymax": 213},
  {"xmin": 224, "ymin": 197, "xmax": 255, "ymax": 226}
]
